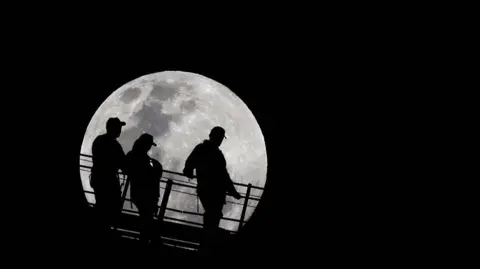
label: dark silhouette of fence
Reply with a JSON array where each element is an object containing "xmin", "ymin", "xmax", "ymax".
[{"xmin": 80, "ymin": 153, "xmax": 264, "ymax": 251}]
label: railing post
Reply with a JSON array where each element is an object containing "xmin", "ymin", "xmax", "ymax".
[
  {"xmin": 157, "ymin": 179, "xmax": 173, "ymax": 221},
  {"xmin": 238, "ymin": 183, "xmax": 252, "ymax": 231},
  {"xmin": 111, "ymin": 173, "xmax": 129, "ymax": 233},
  {"xmin": 120, "ymin": 174, "xmax": 130, "ymax": 209}
]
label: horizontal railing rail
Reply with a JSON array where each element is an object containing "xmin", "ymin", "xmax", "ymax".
[{"xmin": 80, "ymin": 153, "xmax": 264, "ymax": 190}]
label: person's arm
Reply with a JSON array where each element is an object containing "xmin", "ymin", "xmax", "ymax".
[
  {"xmin": 151, "ymin": 158, "xmax": 163, "ymax": 179},
  {"xmin": 91, "ymin": 136, "xmax": 100, "ymax": 165},
  {"xmin": 91, "ymin": 136, "xmax": 109, "ymax": 168},
  {"xmin": 219, "ymin": 153, "xmax": 241, "ymax": 200},
  {"xmin": 183, "ymin": 145, "xmax": 200, "ymax": 179},
  {"xmin": 223, "ymin": 169, "xmax": 241, "ymax": 200},
  {"xmin": 151, "ymin": 158, "xmax": 162, "ymax": 199},
  {"xmin": 115, "ymin": 142, "xmax": 127, "ymax": 174},
  {"xmin": 122, "ymin": 152, "xmax": 132, "ymax": 176}
]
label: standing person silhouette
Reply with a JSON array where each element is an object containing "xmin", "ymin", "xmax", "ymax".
[
  {"xmin": 125, "ymin": 133, "xmax": 163, "ymax": 246},
  {"xmin": 90, "ymin": 117, "xmax": 127, "ymax": 240},
  {"xmin": 183, "ymin": 126, "xmax": 242, "ymax": 253}
]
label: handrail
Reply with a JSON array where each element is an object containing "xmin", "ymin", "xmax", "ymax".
[
  {"xmin": 157, "ymin": 186, "xmax": 259, "ymax": 207},
  {"xmin": 163, "ymin": 216, "xmax": 203, "ymax": 227},
  {"xmin": 82, "ymin": 165, "xmax": 262, "ymax": 201},
  {"xmin": 165, "ymin": 208, "xmax": 241, "ymax": 223},
  {"xmin": 80, "ymin": 153, "xmax": 264, "ymax": 190}
]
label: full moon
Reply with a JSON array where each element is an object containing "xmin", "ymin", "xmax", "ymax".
[{"xmin": 79, "ymin": 71, "xmax": 267, "ymax": 231}]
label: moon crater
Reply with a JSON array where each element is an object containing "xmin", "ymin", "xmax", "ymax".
[{"xmin": 120, "ymin": 87, "xmax": 142, "ymax": 104}]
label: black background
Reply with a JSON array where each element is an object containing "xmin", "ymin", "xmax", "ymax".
[
  {"xmin": 1, "ymin": 7, "xmax": 465, "ymax": 265},
  {"xmin": 9, "ymin": 36, "xmax": 431, "ymax": 266}
]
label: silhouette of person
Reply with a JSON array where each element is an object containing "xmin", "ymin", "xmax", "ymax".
[
  {"xmin": 90, "ymin": 117, "xmax": 126, "ymax": 239},
  {"xmin": 125, "ymin": 133, "xmax": 163, "ymax": 245},
  {"xmin": 183, "ymin": 126, "xmax": 242, "ymax": 253}
]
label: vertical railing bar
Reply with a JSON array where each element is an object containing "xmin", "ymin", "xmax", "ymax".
[
  {"xmin": 112, "ymin": 173, "xmax": 129, "ymax": 233},
  {"xmin": 157, "ymin": 179, "xmax": 173, "ymax": 220},
  {"xmin": 120, "ymin": 174, "xmax": 130, "ymax": 209},
  {"xmin": 238, "ymin": 183, "xmax": 252, "ymax": 231}
]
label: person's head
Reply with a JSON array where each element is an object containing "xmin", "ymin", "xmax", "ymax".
[
  {"xmin": 132, "ymin": 133, "xmax": 157, "ymax": 154},
  {"xmin": 208, "ymin": 126, "xmax": 226, "ymax": 147},
  {"xmin": 106, "ymin": 117, "xmax": 126, "ymax": 138}
]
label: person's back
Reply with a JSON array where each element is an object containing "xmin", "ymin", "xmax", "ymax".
[
  {"xmin": 90, "ymin": 117, "xmax": 127, "ymax": 240},
  {"xmin": 187, "ymin": 140, "xmax": 232, "ymax": 197},
  {"xmin": 91, "ymin": 133, "xmax": 125, "ymax": 188}
]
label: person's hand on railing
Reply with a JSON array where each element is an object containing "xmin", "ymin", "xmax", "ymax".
[
  {"xmin": 150, "ymin": 158, "xmax": 161, "ymax": 168},
  {"xmin": 232, "ymin": 190, "xmax": 242, "ymax": 200},
  {"xmin": 182, "ymin": 168, "xmax": 194, "ymax": 181}
]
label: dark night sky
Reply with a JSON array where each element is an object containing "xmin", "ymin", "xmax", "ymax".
[{"xmin": 21, "ymin": 39, "xmax": 423, "ymax": 264}]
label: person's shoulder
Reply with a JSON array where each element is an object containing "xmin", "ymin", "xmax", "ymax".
[
  {"xmin": 92, "ymin": 133, "xmax": 106, "ymax": 144},
  {"xmin": 126, "ymin": 150, "xmax": 138, "ymax": 160},
  {"xmin": 217, "ymin": 148, "xmax": 226, "ymax": 157},
  {"xmin": 194, "ymin": 141, "xmax": 206, "ymax": 150},
  {"xmin": 113, "ymin": 138, "xmax": 122, "ymax": 147}
]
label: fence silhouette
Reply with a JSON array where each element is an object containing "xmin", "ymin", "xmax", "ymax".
[{"xmin": 80, "ymin": 153, "xmax": 264, "ymax": 250}]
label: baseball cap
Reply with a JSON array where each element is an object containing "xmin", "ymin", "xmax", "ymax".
[
  {"xmin": 106, "ymin": 117, "xmax": 126, "ymax": 127},
  {"xmin": 139, "ymin": 133, "xmax": 157, "ymax": 146},
  {"xmin": 210, "ymin": 126, "xmax": 227, "ymax": 139}
]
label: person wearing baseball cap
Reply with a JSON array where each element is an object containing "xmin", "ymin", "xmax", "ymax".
[
  {"xmin": 90, "ymin": 117, "xmax": 127, "ymax": 241},
  {"xmin": 136, "ymin": 133, "xmax": 157, "ymax": 147},
  {"xmin": 125, "ymin": 133, "xmax": 162, "ymax": 245},
  {"xmin": 106, "ymin": 117, "xmax": 126, "ymax": 130},
  {"xmin": 209, "ymin": 126, "xmax": 227, "ymax": 143},
  {"xmin": 183, "ymin": 126, "xmax": 241, "ymax": 253}
]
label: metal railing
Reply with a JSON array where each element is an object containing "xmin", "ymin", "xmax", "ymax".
[{"xmin": 80, "ymin": 153, "xmax": 264, "ymax": 231}]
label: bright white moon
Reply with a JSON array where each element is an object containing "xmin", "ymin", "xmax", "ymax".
[{"xmin": 79, "ymin": 71, "xmax": 267, "ymax": 231}]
